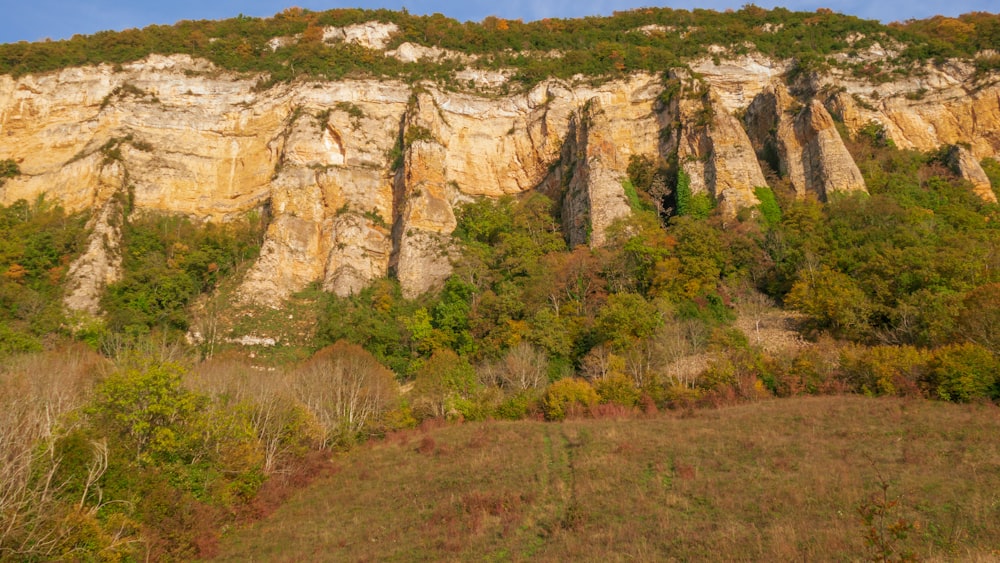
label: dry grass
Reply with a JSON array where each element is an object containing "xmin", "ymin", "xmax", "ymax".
[{"xmin": 212, "ymin": 396, "xmax": 1000, "ymax": 561}]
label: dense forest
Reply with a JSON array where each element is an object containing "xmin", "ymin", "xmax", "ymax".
[{"xmin": 2, "ymin": 5, "xmax": 1000, "ymax": 561}]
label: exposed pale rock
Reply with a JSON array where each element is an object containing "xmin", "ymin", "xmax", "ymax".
[
  {"xmin": 390, "ymin": 93, "xmax": 460, "ymax": 298},
  {"xmin": 6, "ymin": 52, "xmax": 998, "ymax": 309},
  {"xmin": 823, "ymin": 63, "xmax": 1000, "ymax": 159},
  {"xmin": 792, "ymin": 100, "xmax": 868, "ymax": 199},
  {"xmin": 323, "ymin": 22, "xmax": 399, "ymax": 50},
  {"xmin": 242, "ymin": 212, "xmax": 326, "ymax": 305},
  {"xmin": 322, "ymin": 212, "xmax": 392, "ymax": 296},
  {"xmin": 560, "ymin": 101, "xmax": 632, "ymax": 248},
  {"xmin": 229, "ymin": 334, "xmax": 276, "ymax": 347},
  {"xmin": 267, "ymin": 36, "xmax": 296, "ymax": 52},
  {"xmin": 633, "ymin": 24, "xmax": 669, "ymax": 35},
  {"xmin": 552, "ymin": 79, "xmax": 662, "ymax": 246},
  {"xmin": 453, "ymin": 69, "xmax": 511, "ymax": 89},
  {"xmin": 674, "ymin": 81, "xmax": 765, "ymax": 216},
  {"xmin": 238, "ymin": 90, "xmax": 403, "ymax": 304},
  {"xmin": 690, "ymin": 55, "xmax": 789, "ymax": 113},
  {"xmin": 746, "ymin": 86, "xmax": 867, "ymax": 200},
  {"xmin": 63, "ymin": 167, "xmax": 125, "ymax": 315},
  {"xmin": 947, "ymin": 145, "xmax": 997, "ymax": 204},
  {"xmin": 386, "ymin": 42, "xmax": 472, "ymax": 64}
]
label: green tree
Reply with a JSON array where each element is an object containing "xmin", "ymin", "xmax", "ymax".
[
  {"xmin": 595, "ymin": 293, "xmax": 662, "ymax": 351},
  {"xmin": 411, "ymin": 349, "xmax": 478, "ymax": 419},
  {"xmin": 90, "ymin": 361, "xmax": 205, "ymax": 464},
  {"xmin": 787, "ymin": 266, "xmax": 872, "ymax": 340},
  {"xmin": 955, "ymin": 283, "xmax": 1000, "ymax": 355},
  {"xmin": 926, "ymin": 343, "xmax": 999, "ymax": 403}
]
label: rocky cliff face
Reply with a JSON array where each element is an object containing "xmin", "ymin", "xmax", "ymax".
[
  {"xmin": 0, "ymin": 46, "xmax": 997, "ymax": 310},
  {"xmin": 744, "ymin": 85, "xmax": 867, "ymax": 200},
  {"xmin": 947, "ymin": 145, "xmax": 998, "ymax": 204},
  {"xmin": 670, "ymin": 74, "xmax": 767, "ymax": 216}
]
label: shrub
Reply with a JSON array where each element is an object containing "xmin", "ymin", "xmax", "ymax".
[
  {"xmin": 90, "ymin": 361, "xmax": 206, "ymax": 464},
  {"xmin": 0, "ymin": 159, "xmax": 19, "ymax": 184},
  {"xmin": 494, "ymin": 391, "xmax": 540, "ymax": 420},
  {"xmin": 839, "ymin": 345, "xmax": 931, "ymax": 397},
  {"xmin": 292, "ymin": 341, "xmax": 399, "ymax": 447},
  {"xmin": 543, "ymin": 378, "xmax": 599, "ymax": 421},
  {"xmin": 675, "ymin": 169, "xmax": 692, "ymax": 216},
  {"xmin": 447, "ymin": 387, "xmax": 502, "ymax": 422},
  {"xmin": 594, "ymin": 373, "xmax": 640, "ymax": 407},
  {"xmin": 763, "ymin": 344, "xmax": 843, "ymax": 397},
  {"xmin": 411, "ymin": 349, "xmax": 478, "ymax": 420},
  {"xmin": 754, "ymin": 185, "xmax": 782, "ymax": 227},
  {"xmin": 926, "ymin": 343, "xmax": 999, "ymax": 403}
]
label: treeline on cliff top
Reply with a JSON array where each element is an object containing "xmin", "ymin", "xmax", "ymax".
[{"xmin": 1, "ymin": 5, "xmax": 999, "ymax": 84}]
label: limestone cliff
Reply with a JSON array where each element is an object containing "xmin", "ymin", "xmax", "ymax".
[
  {"xmin": 1, "ymin": 47, "xmax": 997, "ymax": 311},
  {"xmin": 745, "ymin": 85, "xmax": 867, "ymax": 200},
  {"xmin": 671, "ymin": 75, "xmax": 766, "ymax": 216},
  {"xmin": 0, "ymin": 55, "xmax": 668, "ymax": 306},
  {"xmin": 63, "ymin": 167, "xmax": 126, "ymax": 316},
  {"xmin": 823, "ymin": 61, "xmax": 1000, "ymax": 160},
  {"xmin": 559, "ymin": 96, "xmax": 658, "ymax": 247},
  {"xmin": 947, "ymin": 145, "xmax": 998, "ymax": 204}
]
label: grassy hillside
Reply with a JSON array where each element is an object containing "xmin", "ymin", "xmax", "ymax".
[{"xmin": 214, "ymin": 397, "xmax": 1000, "ymax": 561}]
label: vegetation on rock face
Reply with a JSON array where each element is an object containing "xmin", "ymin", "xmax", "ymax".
[
  {"xmin": 1, "ymin": 6, "xmax": 998, "ymax": 87},
  {"xmin": 101, "ymin": 211, "xmax": 263, "ymax": 338},
  {"xmin": 0, "ymin": 196, "xmax": 87, "ymax": 357}
]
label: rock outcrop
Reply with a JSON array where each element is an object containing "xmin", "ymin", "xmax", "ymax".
[
  {"xmin": 559, "ymin": 100, "xmax": 633, "ymax": 247},
  {"xmin": 745, "ymin": 86, "xmax": 867, "ymax": 200},
  {"xmin": 62, "ymin": 168, "xmax": 126, "ymax": 316},
  {"xmin": 672, "ymin": 77, "xmax": 765, "ymax": 216},
  {"xmin": 947, "ymin": 145, "xmax": 997, "ymax": 204},
  {"xmin": 823, "ymin": 62, "xmax": 1000, "ymax": 160},
  {"xmin": 689, "ymin": 55, "xmax": 789, "ymax": 113}
]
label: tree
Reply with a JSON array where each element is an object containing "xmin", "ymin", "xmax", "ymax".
[
  {"xmin": 786, "ymin": 266, "xmax": 872, "ymax": 340},
  {"xmin": 926, "ymin": 343, "xmax": 999, "ymax": 403},
  {"xmin": 734, "ymin": 281, "xmax": 776, "ymax": 345},
  {"xmin": 411, "ymin": 349, "xmax": 477, "ymax": 419},
  {"xmin": 496, "ymin": 342, "xmax": 549, "ymax": 392},
  {"xmin": 90, "ymin": 362, "xmax": 204, "ymax": 464},
  {"xmin": 955, "ymin": 283, "xmax": 1000, "ymax": 355},
  {"xmin": 595, "ymin": 293, "xmax": 662, "ymax": 350},
  {"xmin": 293, "ymin": 341, "xmax": 399, "ymax": 447}
]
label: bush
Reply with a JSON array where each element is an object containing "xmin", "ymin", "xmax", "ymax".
[
  {"xmin": 839, "ymin": 345, "xmax": 931, "ymax": 397},
  {"xmin": 0, "ymin": 159, "xmax": 19, "ymax": 183},
  {"xmin": 447, "ymin": 387, "xmax": 503, "ymax": 422},
  {"xmin": 411, "ymin": 349, "xmax": 478, "ymax": 420},
  {"xmin": 291, "ymin": 341, "xmax": 399, "ymax": 447},
  {"xmin": 754, "ymin": 186, "xmax": 782, "ymax": 227},
  {"xmin": 543, "ymin": 378, "xmax": 599, "ymax": 421},
  {"xmin": 594, "ymin": 373, "xmax": 640, "ymax": 407},
  {"xmin": 926, "ymin": 343, "xmax": 999, "ymax": 403},
  {"xmin": 494, "ymin": 391, "xmax": 540, "ymax": 420},
  {"xmin": 763, "ymin": 344, "xmax": 843, "ymax": 397}
]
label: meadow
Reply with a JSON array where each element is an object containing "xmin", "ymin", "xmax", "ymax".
[{"xmin": 215, "ymin": 396, "xmax": 1000, "ymax": 561}]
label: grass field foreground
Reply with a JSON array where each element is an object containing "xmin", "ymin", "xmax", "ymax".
[{"xmin": 214, "ymin": 396, "xmax": 1000, "ymax": 561}]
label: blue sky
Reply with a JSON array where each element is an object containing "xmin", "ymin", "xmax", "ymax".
[{"xmin": 1, "ymin": 0, "xmax": 997, "ymax": 44}]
